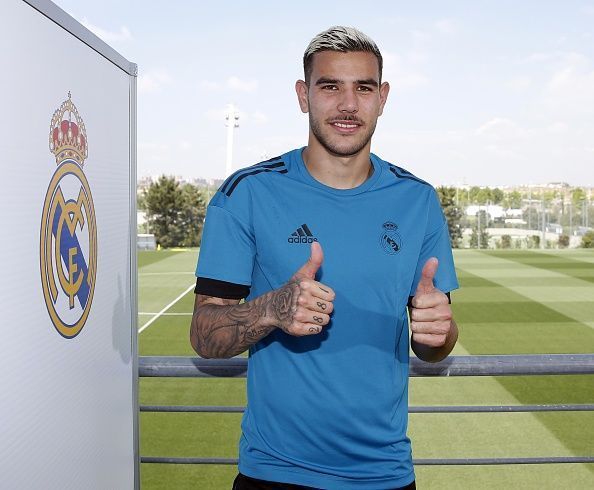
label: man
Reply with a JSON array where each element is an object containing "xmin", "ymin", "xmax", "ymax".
[{"xmin": 190, "ymin": 26, "xmax": 459, "ymax": 490}]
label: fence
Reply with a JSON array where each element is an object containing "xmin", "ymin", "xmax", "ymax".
[{"xmin": 139, "ymin": 354, "xmax": 594, "ymax": 466}]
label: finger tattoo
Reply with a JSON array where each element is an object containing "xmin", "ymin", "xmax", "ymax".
[
  {"xmin": 317, "ymin": 301, "xmax": 327, "ymax": 310},
  {"xmin": 319, "ymin": 286, "xmax": 329, "ymax": 294},
  {"xmin": 313, "ymin": 316, "xmax": 323, "ymax": 324},
  {"xmin": 309, "ymin": 326, "xmax": 321, "ymax": 333}
]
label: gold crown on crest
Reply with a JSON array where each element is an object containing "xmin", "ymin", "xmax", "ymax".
[{"xmin": 49, "ymin": 92, "xmax": 88, "ymax": 165}]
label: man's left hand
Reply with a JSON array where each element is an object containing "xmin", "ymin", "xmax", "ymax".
[{"xmin": 409, "ymin": 257, "xmax": 453, "ymax": 348}]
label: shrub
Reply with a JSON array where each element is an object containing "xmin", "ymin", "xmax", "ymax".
[
  {"xmin": 581, "ymin": 231, "xmax": 594, "ymax": 248},
  {"xmin": 558, "ymin": 234, "xmax": 569, "ymax": 248}
]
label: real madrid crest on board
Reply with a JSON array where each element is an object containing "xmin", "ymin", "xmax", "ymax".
[{"xmin": 40, "ymin": 93, "xmax": 97, "ymax": 338}]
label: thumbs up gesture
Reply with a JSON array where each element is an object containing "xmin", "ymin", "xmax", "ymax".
[
  {"xmin": 270, "ymin": 242, "xmax": 335, "ymax": 336},
  {"xmin": 409, "ymin": 258, "xmax": 455, "ymax": 350}
]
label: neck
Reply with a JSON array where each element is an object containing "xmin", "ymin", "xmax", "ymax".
[{"xmin": 302, "ymin": 139, "xmax": 373, "ymax": 190}]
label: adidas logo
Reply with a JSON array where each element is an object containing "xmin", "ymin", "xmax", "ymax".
[{"xmin": 288, "ymin": 224, "xmax": 318, "ymax": 244}]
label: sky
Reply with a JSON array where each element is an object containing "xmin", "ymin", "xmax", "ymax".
[{"xmin": 56, "ymin": 0, "xmax": 594, "ymax": 188}]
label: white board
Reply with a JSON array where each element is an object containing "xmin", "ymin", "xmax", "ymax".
[{"xmin": 0, "ymin": 1, "xmax": 138, "ymax": 488}]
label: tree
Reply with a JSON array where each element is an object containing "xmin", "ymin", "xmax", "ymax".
[
  {"xmin": 572, "ymin": 188, "xmax": 586, "ymax": 206},
  {"xmin": 145, "ymin": 176, "xmax": 206, "ymax": 248},
  {"xmin": 137, "ymin": 191, "xmax": 147, "ymax": 211},
  {"xmin": 475, "ymin": 188, "xmax": 490, "ymax": 205},
  {"xmin": 468, "ymin": 186, "xmax": 482, "ymax": 204},
  {"xmin": 179, "ymin": 184, "xmax": 206, "ymax": 247},
  {"xmin": 436, "ymin": 186, "xmax": 463, "ymax": 248},
  {"xmin": 506, "ymin": 190, "xmax": 522, "ymax": 209},
  {"xmin": 500, "ymin": 234, "xmax": 512, "ymax": 249},
  {"xmin": 581, "ymin": 230, "xmax": 594, "ymax": 248},
  {"xmin": 491, "ymin": 188, "xmax": 504, "ymax": 205}
]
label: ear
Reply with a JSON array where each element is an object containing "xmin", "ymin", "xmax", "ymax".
[
  {"xmin": 295, "ymin": 79, "xmax": 309, "ymax": 113},
  {"xmin": 378, "ymin": 81, "xmax": 390, "ymax": 117}
]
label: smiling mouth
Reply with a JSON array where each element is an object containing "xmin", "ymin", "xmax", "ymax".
[{"xmin": 330, "ymin": 119, "xmax": 362, "ymax": 131}]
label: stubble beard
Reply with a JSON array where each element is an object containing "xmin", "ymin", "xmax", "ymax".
[{"xmin": 309, "ymin": 113, "xmax": 377, "ymax": 158}]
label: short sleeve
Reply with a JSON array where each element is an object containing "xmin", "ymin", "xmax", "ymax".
[
  {"xmin": 409, "ymin": 189, "xmax": 459, "ymax": 295},
  {"xmin": 195, "ymin": 201, "xmax": 256, "ymax": 291}
]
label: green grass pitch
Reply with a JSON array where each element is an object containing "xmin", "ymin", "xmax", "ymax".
[{"xmin": 138, "ymin": 249, "xmax": 594, "ymax": 489}]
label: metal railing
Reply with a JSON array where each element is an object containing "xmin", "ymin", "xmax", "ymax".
[{"xmin": 139, "ymin": 354, "xmax": 594, "ymax": 466}]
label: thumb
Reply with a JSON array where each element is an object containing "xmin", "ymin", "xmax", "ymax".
[
  {"xmin": 416, "ymin": 257, "xmax": 438, "ymax": 295},
  {"xmin": 295, "ymin": 241, "xmax": 323, "ymax": 279}
]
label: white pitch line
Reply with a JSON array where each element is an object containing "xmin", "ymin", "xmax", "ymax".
[
  {"xmin": 138, "ymin": 283, "xmax": 195, "ymax": 334},
  {"xmin": 139, "ymin": 272, "xmax": 195, "ymax": 276},
  {"xmin": 139, "ymin": 312, "xmax": 193, "ymax": 316}
]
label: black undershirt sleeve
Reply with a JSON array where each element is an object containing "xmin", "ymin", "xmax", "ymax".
[{"xmin": 194, "ymin": 277, "xmax": 250, "ymax": 300}]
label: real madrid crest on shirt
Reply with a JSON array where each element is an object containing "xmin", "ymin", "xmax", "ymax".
[
  {"xmin": 380, "ymin": 221, "xmax": 402, "ymax": 255},
  {"xmin": 40, "ymin": 93, "xmax": 97, "ymax": 338}
]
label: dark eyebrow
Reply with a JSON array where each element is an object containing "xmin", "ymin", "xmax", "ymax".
[
  {"xmin": 314, "ymin": 77, "xmax": 379, "ymax": 87},
  {"xmin": 315, "ymin": 78, "xmax": 341, "ymax": 86},
  {"xmin": 357, "ymin": 78, "xmax": 379, "ymax": 87}
]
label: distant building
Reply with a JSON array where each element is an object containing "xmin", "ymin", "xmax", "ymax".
[
  {"xmin": 466, "ymin": 205, "xmax": 505, "ymax": 220},
  {"xmin": 137, "ymin": 175, "xmax": 224, "ymax": 192},
  {"xmin": 504, "ymin": 218, "xmax": 526, "ymax": 226},
  {"xmin": 506, "ymin": 208, "xmax": 523, "ymax": 218}
]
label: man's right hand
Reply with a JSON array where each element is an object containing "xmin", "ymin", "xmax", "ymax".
[
  {"xmin": 271, "ymin": 242, "xmax": 335, "ymax": 336},
  {"xmin": 190, "ymin": 242, "xmax": 335, "ymax": 359}
]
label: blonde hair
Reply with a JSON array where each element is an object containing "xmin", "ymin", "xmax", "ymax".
[{"xmin": 303, "ymin": 26, "xmax": 383, "ymax": 84}]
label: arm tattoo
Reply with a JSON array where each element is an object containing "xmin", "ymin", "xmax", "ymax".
[
  {"xmin": 190, "ymin": 282, "xmax": 300, "ymax": 359},
  {"xmin": 270, "ymin": 281, "xmax": 300, "ymax": 330}
]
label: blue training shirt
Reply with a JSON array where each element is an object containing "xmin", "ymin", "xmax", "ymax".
[{"xmin": 196, "ymin": 148, "xmax": 459, "ymax": 489}]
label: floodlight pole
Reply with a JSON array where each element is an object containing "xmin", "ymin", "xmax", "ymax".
[
  {"xmin": 477, "ymin": 204, "xmax": 481, "ymax": 249},
  {"xmin": 225, "ymin": 104, "xmax": 240, "ymax": 178},
  {"xmin": 541, "ymin": 198, "xmax": 546, "ymax": 249},
  {"xmin": 528, "ymin": 186, "xmax": 532, "ymax": 230}
]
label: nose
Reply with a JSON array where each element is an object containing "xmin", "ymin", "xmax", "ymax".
[{"xmin": 337, "ymin": 87, "xmax": 358, "ymax": 114}]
